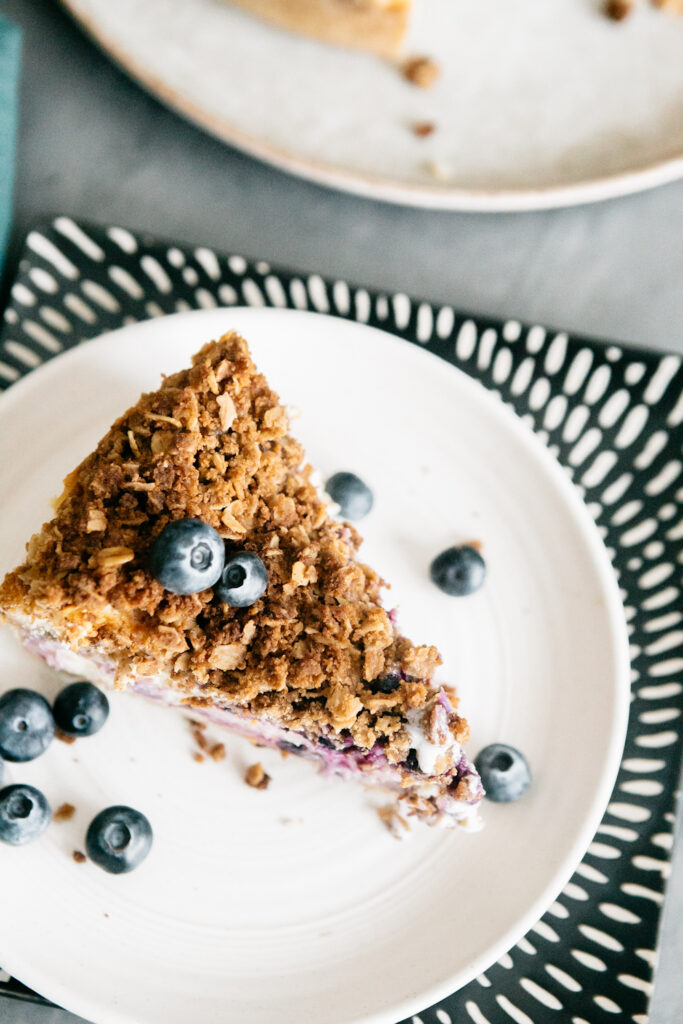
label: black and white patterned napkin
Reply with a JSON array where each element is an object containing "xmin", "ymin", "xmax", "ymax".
[{"xmin": 0, "ymin": 218, "xmax": 680, "ymax": 1024}]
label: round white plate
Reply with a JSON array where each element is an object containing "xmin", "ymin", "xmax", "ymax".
[
  {"xmin": 61, "ymin": 0, "xmax": 683, "ymax": 210},
  {"xmin": 0, "ymin": 308, "xmax": 629, "ymax": 1024}
]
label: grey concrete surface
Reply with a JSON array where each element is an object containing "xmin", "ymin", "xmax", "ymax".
[{"xmin": 0, "ymin": 0, "xmax": 681, "ymax": 1022}]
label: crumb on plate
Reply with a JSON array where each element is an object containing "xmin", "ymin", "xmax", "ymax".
[
  {"xmin": 603, "ymin": 0, "xmax": 633, "ymax": 18},
  {"xmin": 192, "ymin": 727, "xmax": 209, "ymax": 751},
  {"xmin": 245, "ymin": 762, "xmax": 271, "ymax": 790},
  {"xmin": 378, "ymin": 804, "xmax": 411, "ymax": 840},
  {"xmin": 53, "ymin": 802, "xmax": 76, "ymax": 822},
  {"xmin": 56, "ymin": 730, "xmax": 76, "ymax": 745},
  {"xmin": 401, "ymin": 56, "xmax": 440, "ymax": 88},
  {"xmin": 190, "ymin": 719, "xmax": 225, "ymax": 761},
  {"xmin": 425, "ymin": 159, "xmax": 452, "ymax": 182},
  {"xmin": 72, "ymin": 850, "xmax": 86, "ymax": 864},
  {"xmin": 412, "ymin": 121, "xmax": 436, "ymax": 138}
]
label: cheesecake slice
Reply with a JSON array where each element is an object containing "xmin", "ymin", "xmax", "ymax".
[
  {"xmin": 229, "ymin": 0, "xmax": 411, "ymax": 56},
  {"xmin": 0, "ymin": 332, "xmax": 482, "ymax": 830}
]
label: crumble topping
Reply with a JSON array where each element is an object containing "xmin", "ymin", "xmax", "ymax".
[
  {"xmin": 86, "ymin": 508, "xmax": 107, "ymax": 533},
  {"xmin": 95, "ymin": 547, "xmax": 135, "ymax": 569},
  {"xmin": 0, "ymin": 332, "xmax": 474, "ymax": 798}
]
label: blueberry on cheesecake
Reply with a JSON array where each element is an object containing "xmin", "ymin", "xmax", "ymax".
[{"xmin": 0, "ymin": 332, "xmax": 482, "ymax": 831}]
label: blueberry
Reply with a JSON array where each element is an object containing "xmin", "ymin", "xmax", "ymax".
[
  {"xmin": 86, "ymin": 805, "xmax": 153, "ymax": 874},
  {"xmin": 0, "ymin": 784, "xmax": 51, "ymax": 845},
  {"xmin": 405, "ymin": 749, "xmax": 420, "ymax": 772},
  {"xmin": 53, "ymin": 682, "xmax": 110, "ymax": 738},
  {"xmin": 215, "ymin": 551, "xmax": 268, "ymax": 608},
  {"xmin": 368, "ymin": 671, "xmax": 401, "ymax": 695},
  {"xmin": 150, "ymin": 519, "xmax": 225, "ymax": 595},
  {"xmin": 326, "ymin": 472, "xmax": 373, "ymax": 521},
  {"xmin": 430, "ymin": 544, "xmax": 486, "ymax": 596},
  {"xmin": 475, "ymin": 743, "xmax": 530, "ymax": 803},
  {"xmin": 279, "ymin": 741, "xmax": 303, "ymax": 753},
  {"xmin": 0, "ymin": 689, "xmax": 55, "ymax": 762}
]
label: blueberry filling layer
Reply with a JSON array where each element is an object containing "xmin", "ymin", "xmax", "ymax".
[{"xmin": 15, "ymin": 626, "xmax": 482, "ymax": 828}]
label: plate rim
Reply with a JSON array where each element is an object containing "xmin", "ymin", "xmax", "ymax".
[
  {"xmin": 0, "ymin": 306, "xmax": 632, "ymax": 1024},
  {"xmin": 60, "ymin": 0, "xmax": 683, "ymax": 212}
]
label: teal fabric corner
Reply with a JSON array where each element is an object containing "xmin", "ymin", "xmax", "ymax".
[{"xmin": 0, "ymin": 14, "xmax": 21, "ymax": 278}]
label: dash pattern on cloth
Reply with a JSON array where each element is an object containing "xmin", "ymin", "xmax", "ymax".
[{"xmin": 0, "ymin": 217, "xmax": 680, "ymax": 1024}]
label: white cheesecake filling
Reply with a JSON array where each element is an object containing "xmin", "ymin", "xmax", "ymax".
[{"xmin": 405, "ymin": 706, "xmax": 459, "ymax": 775}]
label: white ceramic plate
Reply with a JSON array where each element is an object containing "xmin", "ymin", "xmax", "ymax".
[
  {"xmin": 60, "ymin": 0, "xmax": 683, "ymax": 210},
  {"xmin": 0, "ymin": 308, "xmax": 629, "ymax": 1024}
]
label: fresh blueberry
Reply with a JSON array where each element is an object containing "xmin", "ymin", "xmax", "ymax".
[
  {"xmin": 0, "ymin": 689, "xmax": 55, "ymax": 762},
  {"xmin": 215, "ymin": 551, "xmax": 268, "ymax": 608},
  {"xmin": 430, "ymin": 544, "xmax": 486, "ymax": 596},
  {"xmin": 0, "ymin": 784, "xmax": 51, "ymax": 845},
  {"xmin": 368, "ymin": 671, "xmax": 401, "ymax": 695},
  {"xmin": 53, "ymin": 682, "xmax": 110, "ymax": 738},
  {"xmin": 475, "ymin": 743, "xmax": 531, "ymax": 803},
  {"xmin": 86, "ymin": 805, "xmax": 153, "ymax": 874},
  {"xmin": 150, "ymin": 519, "xmax": 225, "ymax": 595},
  {"xmin": 326, "ymin": 472, "xmax": 374, "ymax": 520}
]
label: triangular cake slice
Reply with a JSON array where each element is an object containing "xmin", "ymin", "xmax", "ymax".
[
  {"xmin": 0, "ymin": 332, "xmax": 482, "ymax": 830},
  {"xmin": 228, "ymin": 0, "xmax": 411, "ymax": 57}
]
